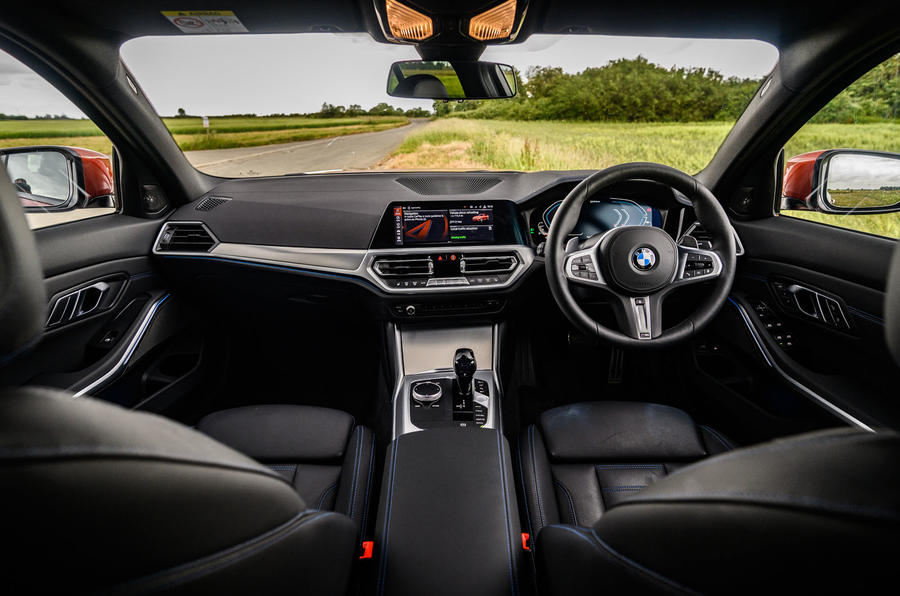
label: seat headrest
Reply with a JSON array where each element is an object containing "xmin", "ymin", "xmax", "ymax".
[
  {"xmin": 886, "ymin": 241, "xmax": 900, "ymax": 366},
  {"xmin": 0, "ymin": 163, "xmax": 46, "ymax": 364}
]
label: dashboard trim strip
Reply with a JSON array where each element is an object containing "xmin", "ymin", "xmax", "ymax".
[{"xmin": 153, "ymin": 225, "xmax": 535, "ymax": 294}]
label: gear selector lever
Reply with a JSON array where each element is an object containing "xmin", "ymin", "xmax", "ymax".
[{"xmin": 453, "ymin": 348, "xmax": 476, "ymax": 397}]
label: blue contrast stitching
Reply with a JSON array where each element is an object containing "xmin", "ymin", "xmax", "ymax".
[
  {"xmin": 553, "ymin": 480, "xmax": 578, "ymax": 526},
  {"xmin": 316, "ymin": 483, "xmax": 338, "ymax": 510},
  {"xmin": 377, "ymin": 438, "xmax": 400, "ymax": 596},
  {"xmin": 347, "ymin": 427, "xmax": 362, "ymax": 520},
  {"xmin": 529, "ymin": 425, "xmax": 546, "ymax": 530},
  {"xmin": 496, "ymin": 430, "xmax": 518, "ymax": 596},
  {"xmin": 359, "ymin": 431, "xmax": 376, "ymax": 536}
]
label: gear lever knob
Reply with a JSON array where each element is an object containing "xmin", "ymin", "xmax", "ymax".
[{"xmin": 453, "ymin": 348, "xmax": 476, "ymax": 396}]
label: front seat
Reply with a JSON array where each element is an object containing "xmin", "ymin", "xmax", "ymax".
[
  {"xmin": 198, "ymin": 405, "xmax": 376, "ymax": 530},
  {"xmin": 525, "ymin": 242, "xmax": 900, "ymax": 593},
  {"xmin": 0, "ymin": 165, "xmax": 361, "ymax": 594}
]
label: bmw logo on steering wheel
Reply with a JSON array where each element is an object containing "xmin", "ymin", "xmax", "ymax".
[{"xmin": 632, "ymin": 247, "xmax": 657, "ymax": 270}]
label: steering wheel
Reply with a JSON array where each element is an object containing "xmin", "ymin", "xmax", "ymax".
[{"xmin": 545, "ymin": 163, "xmax": 736, "ymax": 349}]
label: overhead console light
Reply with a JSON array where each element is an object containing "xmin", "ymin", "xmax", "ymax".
[
  {"xmin": 385, "ymin": 0, "xmax": 434, "ymax": 41},
  {"xmin": 468, "ymin": 0, "xmax": 517, "ymax": 42}
]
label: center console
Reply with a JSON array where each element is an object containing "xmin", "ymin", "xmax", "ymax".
[{"xmin": 366, "ymin": 200, "xmax": 533, "ymax": 294}]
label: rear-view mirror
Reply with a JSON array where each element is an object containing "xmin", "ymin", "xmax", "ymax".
[{"xmin": 387, "ymin": 60, "xmax": 516, "ymax": 100}]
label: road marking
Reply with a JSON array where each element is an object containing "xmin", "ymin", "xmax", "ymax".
[{"xmin": 327, "ymin": 138, "xmax": 337, "ymax": 147}]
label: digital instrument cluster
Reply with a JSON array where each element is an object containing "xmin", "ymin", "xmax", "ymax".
[{"xmin": 535, "ymin": 198, "xmax": 662, "ymax": 239}]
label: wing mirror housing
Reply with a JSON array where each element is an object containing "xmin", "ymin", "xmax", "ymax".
[
  {"xmin": 0, "ymin": 145, "xmax": 114, "ymax": 212},
  {"xmin": 782, "ymin": 149, "xmax": 900, "ymax": 214},
  {"xmin": 387, "ymin": 60, "xmax": 516, "ymax": 100}
]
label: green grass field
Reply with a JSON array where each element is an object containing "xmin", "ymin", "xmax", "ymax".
[
  {"xmin": 383, "ymin": 118, "xmax": 900, "ymax": 238},
  {"xmin": 0, "ymin": 116, "xmax": 409, "ymax": 154}
]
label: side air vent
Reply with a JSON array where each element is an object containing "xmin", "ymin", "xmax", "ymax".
[
  {"xmin": 396, "ymin": 176, "xmax": 501, "ymax": 195},
  {"xmin": 679, "ymin": 222, "xmax": 744, "ymax": 256},
  {"xmin": 156, "ymin": 222, "xmax": 217, "ymax": 253},
  {"xmin": 195, "ymin": 196, "xmax": 231, "ymax": 211},
  {"xmin": 461, "ymin": 254, "xmax": 518, "ymax": 274},
  {"xmin": 373, "ymin": 256, "xmax": 433, "ymax": 277}
]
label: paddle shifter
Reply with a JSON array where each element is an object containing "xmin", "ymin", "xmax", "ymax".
[{"xmin": 453, "ymin": 348, "xmax": 476, "ymax": 397}]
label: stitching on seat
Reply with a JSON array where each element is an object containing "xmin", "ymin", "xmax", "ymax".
[
  {"xmin": 106, "ymin": 510, "xmax": 331, "ymax": 594},
  {"xmin": 552, "ymin": 525, "xmax": 697, "ymax": 595},
  {"xmin": 595, "ymin": 464, "xmax": 665, "ymax": 470},
  {"xmin": 347, "ymin": 427, "xmax": 363, "ymax": 520},
  {"xmin": 359, "ymin": 430, "xmax": 376, "ymax": 537},
  {"xmin": 698, "ymin": 425, "xmax": 735, "ymax": 451},
  {"xmin": 553, "ymin": 479, "xmax": 578, "ymax": 526},
  {"xmin": 529, "ymin": 425, "xmax": 546, "ymax": 531},
  {"xmin": 602, "ymin": 485, "xmax": 647, "ymax": 493},
  {"xmin": 377, "ymin": 437, "xmax": 400, "ymax": 596},
  {"xmin": 266, "ymin": 464, "xmax": 298, "ymax": 471},
  {"xmin": 496, "ymin": 430, "xmax": 518, "ymax": 596},
  {"xmin": 316, "ymin": 483, "xmax": 339, "ymax": 510}
]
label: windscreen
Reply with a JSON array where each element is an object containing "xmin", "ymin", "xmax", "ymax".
[{"xmin": 117, "ymin": 33, "xmax": 778, "ymax": 177}]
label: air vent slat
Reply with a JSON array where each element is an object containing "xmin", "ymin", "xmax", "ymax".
[
  {"xmin": 373, "ymin": 256, "xmax": 433, "ymax": 277},
  {"xmin": 461, "ymin": 254, "xmax": 518, "ymax": 274},
  {"xmin": 157, "ymin": 223, "xmax": 217, "ymax": 253}
]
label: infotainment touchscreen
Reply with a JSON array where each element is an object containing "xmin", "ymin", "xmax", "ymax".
[{"xmin": 393, "ymin": 204, "xmax": 494, "ymax": 246}]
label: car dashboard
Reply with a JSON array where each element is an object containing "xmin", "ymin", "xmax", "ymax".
[{"xmin": 152, "ymin": 171, "xmax": 711, "ymax": 320}]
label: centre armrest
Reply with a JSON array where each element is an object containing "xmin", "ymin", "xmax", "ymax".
[{"xmin": 374, "ymin": 427, "xmax": 524, "ymax": 596}]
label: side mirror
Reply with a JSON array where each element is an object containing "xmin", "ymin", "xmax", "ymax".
[
  {"xmin": 0, "ymin": 146, "xmax": 114, "ymax": 212},
  {"xmin": 782, "ymin": 149, "xmax": 900, "ymax": 214},
  {"xmin": 387, "ymin": 60, "xmax": 516, "ymax": 100}
]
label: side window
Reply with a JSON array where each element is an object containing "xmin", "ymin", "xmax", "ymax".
[
  {"xmin": 0, "ymin": 49, "xmax": 117, "ymax": 229},
  {"xmin": 780, "ymin": 53, "xmax": 900, "ymax": 239}
]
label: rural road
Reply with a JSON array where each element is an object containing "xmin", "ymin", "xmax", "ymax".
[{"xmin": 184, "ymin": 119, "xmax": 428, "ymax": 177}]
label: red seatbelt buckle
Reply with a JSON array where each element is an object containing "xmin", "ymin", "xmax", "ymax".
[
  {"xmin": 521, "ymin": 533, "xmax": 531, "ymax": 551},
  {"xmin": 359, "ymin": 541, "xmax": 374, "ymax": 560}
]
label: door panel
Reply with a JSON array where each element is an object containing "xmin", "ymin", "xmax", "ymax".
[
  {"xmin": 1, "ymin": 214, "xmax": 205, "ymax": 414},
  {"xmin": 721, "ymin": 216, "xmax": 900, "ymax": 430}
]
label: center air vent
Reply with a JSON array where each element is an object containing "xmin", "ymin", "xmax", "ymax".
[
  {"xmin": 156, "ymin": 222, "xmax": 217, "ymax": 253},
  {"xmin": 461, "ymin": 254, "xmax": 518, "ymax": 274},
  {"xmin": 396, "ymin": 176, "xmax": 501, "ymax": 195},
  {"xmin": 373, "ymin": 256, "xmax": 433, "ymax": 277}
]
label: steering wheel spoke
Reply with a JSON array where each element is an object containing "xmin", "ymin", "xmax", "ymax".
[
  {"xmin": 673, "ymin": 245, "xmax": 724, "ymax": 286},
  {"xmin": 564, "ymin": 247, "xmax": 607, "ymax": 287},
  {"xmin": 612, "ymin": 293, "xmax": 663, "ymax": 340}
]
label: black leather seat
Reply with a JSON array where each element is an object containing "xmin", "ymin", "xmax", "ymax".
[
  {"xmin": 0, "ymin": 164, "xmax": 365, "ymax": 593},
  {"xmin": 518, "ymin": 401, "xmax": 733, "ymax": 536},
  {"xmin": 198, "ymin": 405, "xmax": 375, "ymax": 530},
  {"xmin": 524, "ymin": 407, "xmax": 900, "ymax": 592}
]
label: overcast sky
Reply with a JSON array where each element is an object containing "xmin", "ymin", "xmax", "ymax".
[{"xmin": 1, "ymin": 33, "xmax": 778, "ymax": 118}]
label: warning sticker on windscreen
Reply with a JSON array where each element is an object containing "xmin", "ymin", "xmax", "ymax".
[{"xmin": 162, "ymin": 11, "xmax": 249, "ymax": 34}]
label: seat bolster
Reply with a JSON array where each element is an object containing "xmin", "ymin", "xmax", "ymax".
[
  {"xmin": 198, "ymin": 404, "xmax": 355, "ymax": 461},
  {"xmin": 539, "ymin": 402, "xmax": 707, "ymax": 461},
  {"xmin": 518, "ymin": 424, "xmax": 560, "ymax": 537},
  {"xmin": 111, "ymin": 511, "xmax": 358, "ymax": 595},
  {"xmin": 536, "ymin": 525, "xmax": 689, "ymax": 595},
  {"xmin": 585, "ymin": 428, "xmax": 900, "ymax": 593},
  {"xmin": 335, "ymin": 425, "xmax": 377, "ymax": 530}
]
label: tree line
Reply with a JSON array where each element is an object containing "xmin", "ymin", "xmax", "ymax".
[
  {"xmin": 435, "ymin": 57, "xmax": 763, "ymax": 122},
  {"xmin": 169, "ymin": 103, "xmax": 431, "ymax": 119}
]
